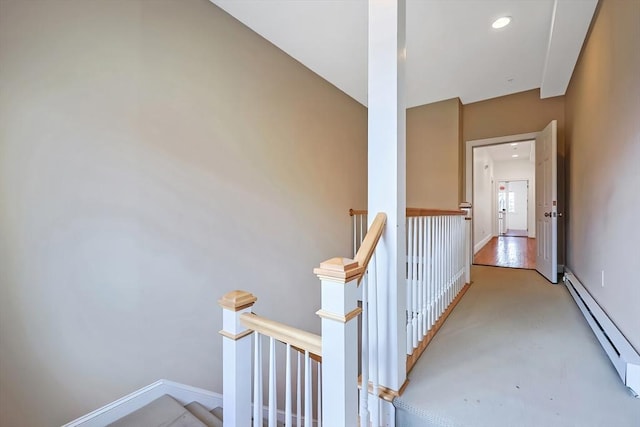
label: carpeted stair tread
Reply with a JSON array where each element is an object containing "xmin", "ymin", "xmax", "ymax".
[
  {"xmin": 107, "ymin": 394, "xmax": 206, "ymax": 427},
  {"xmin": 210, "ymin": 407, "xmax": 223, "ymax": 420},
  {"xmin": 184, "ymin": 402, "xmax": 223, "ymax": 427},
  {"xmin": 209, "ymin": 406, "xmax": 285, "ymax": 427}
]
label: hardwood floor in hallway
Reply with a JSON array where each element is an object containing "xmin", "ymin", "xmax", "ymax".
[
  {"xmin": 474, "ymin": 236, "xmax": 536, "ymax": 269},
  {"xmin": 504, "ymin": 229, "xmax": 528, "ymax": 237}
]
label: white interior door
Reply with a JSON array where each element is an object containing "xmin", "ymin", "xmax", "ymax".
[
  {"xmin": 535, "ymin": 120, "xmax": 558, "ymax": 283},
  {"xmin": 497, "ymin": 181, "xmax": 507, "ymax": 235},
  {"xmin": 507, "ymin": 180, "xmax": 528, "ymax": 231}
]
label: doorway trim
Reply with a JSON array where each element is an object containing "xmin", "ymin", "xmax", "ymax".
[{"xmin": 465, "ymin": 131, "xmax": 538, "ymax": 251}]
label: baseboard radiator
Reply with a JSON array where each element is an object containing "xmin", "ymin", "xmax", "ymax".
[{"xmin": 563, "ymin": 269, "xmax": 640, "ymax": 397}]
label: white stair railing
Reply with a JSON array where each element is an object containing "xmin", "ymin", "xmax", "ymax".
[
  {"xmin": 350, "ymin": 206, "xmax": 472, "ymax": 375},
  {"xmin": 404, "ymin": 208, "xmax": 469, "ymax": 365},
  {"xmin": 221, "ymin": 205, "xmax": 470, "ymax": 427},
  {"xmin": 315, "ymin": 212, "xmax": 387, "ymax": 427},
  {"xmin": 219, "ymin": 292, "xmax": 322, "ymax": 427},
  {"xmin": 349, "ymin": 209, "xmax": 368, "ymax": 258}
]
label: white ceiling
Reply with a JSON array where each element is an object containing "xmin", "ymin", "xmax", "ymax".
[
  {"xmin": 479, "ymin": 140, "xmax": 534, "ymax": 162},
  {"xmin": 211, "ymin": 0, "xmax": 597, "ymax": 108}
]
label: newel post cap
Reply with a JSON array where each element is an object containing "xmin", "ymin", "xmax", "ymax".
[
  {"xmin": 314, "ymin": 257, "xmax": 363, "ymax": 283},
  {"xmin": 219, "ymin": 290, "xmax": 257, "ymax": 311}
]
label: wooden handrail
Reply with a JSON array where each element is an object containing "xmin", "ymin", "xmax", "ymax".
[
  {"xmin": 406, "ymin": 208, "xmax": 466, "ymax": 217},
  {"xmin": 349, "ymin": 208, "xmax": 368, "ymax": 216},
  {"xmin": 350, "ymin": 208, "xmax": 465, "ymax": 217},
  {"xmin": 240, "ymin": 313, "xmax": 322, "ymax": 358},
  {"xmin": 353, "ymin": 212, "xmax": 387, "ymax": 277}
]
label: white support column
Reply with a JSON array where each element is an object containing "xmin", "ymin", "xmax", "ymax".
[
  {"xmin": 368, "ymin": 0, "xmax": 407, "ymax": 392},
  {"xmin": 314, "ymin": 257, "xmax": 362, "ymax": 427},
  {"xmin": 219, "ymin": 290, "xmax": 256, "ymax": 427}
]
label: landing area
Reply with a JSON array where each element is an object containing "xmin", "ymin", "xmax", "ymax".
[{"xmin": 395, "ymin": 266, "xmax": 640, "ymax": 427}]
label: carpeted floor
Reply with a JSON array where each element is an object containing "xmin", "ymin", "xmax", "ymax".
[{"xmin": 395, "ymin": 266, "xmax": 640, "ymax": 427}]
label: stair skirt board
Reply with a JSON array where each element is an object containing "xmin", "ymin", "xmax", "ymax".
[
  {"xmin": 63, "ymin": 380, "xmax": 223, "ymax": 427},
  {"xmin": 564, "ymin": 269, "xmax": 640, "ymax": 397}
]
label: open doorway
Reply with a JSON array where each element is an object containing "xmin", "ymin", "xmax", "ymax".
[
  {"xmin": 466, "ymin": 122, "xmax": 560, "ymax": 281},
  {"xmin": 497, "ymin": 180, "xmax": 528, "ymax": 237},
  {"xmin": 471, "ymin": 140, "xmax": 536, "ymax": 269}
]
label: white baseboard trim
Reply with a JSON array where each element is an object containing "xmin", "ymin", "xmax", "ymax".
[
  {"xmin": 564, "ymin": 269, "xmax": 640, "ymax": 397},
  {"xmin": 474, "ymin": 234, "xmax": 493, "ymax": 255},
  {"xmin": 62, "ymin": 379, "xmax": 223, "ymax": 427}
]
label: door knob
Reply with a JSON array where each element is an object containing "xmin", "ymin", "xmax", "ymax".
[{"xmin": 544, "ymin": 212, "xmax": 551, "ymax": 217}]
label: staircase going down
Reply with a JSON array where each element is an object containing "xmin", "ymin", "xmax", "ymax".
[{"xmin": 107, "ymin": 395, "xmax": 222, "ymax": 427}]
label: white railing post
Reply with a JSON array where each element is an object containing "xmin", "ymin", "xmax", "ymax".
[
  {"xmin": 460, "ymin": 203, "xmax": 472, "ymax": 284},
  {"xmin": 219, "ymin": 290, "xmax": 257, "ymax": 427},
  {"xmin": 314, "ymin": 257, "xmax": 362, "ymax": 427}
]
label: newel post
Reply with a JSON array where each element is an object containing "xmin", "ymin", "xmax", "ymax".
[
  {"xmin": 219, "ymin": 290, "xmax": 257, "ymax": 427},
  {"xmin": 460, "ymin": 202, "xmax": 472, "ymax": 284},
  {"xmin": 314, "ymin": 257, "xmax": 362, "ymax": 427}
]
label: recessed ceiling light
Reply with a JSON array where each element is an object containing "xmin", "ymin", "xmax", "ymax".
[
  {"xmin": 510, "ymin": 143, "xmax": 518, "ymax": 146},
  {"xmin": 512, "ymin": 154, "xmax": 519, "ymax": 158},
  {"xmin": 492, "ymin": 16, "xmax": 512, "ymax": 29}
]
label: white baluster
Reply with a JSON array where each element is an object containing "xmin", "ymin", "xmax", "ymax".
[
  {"xmin": 285, "ymin": 344, "xmax": 292, "ymax": 427},
  {"xmin": 443, "ymin": 216, "xmax": 447, "ymax": 309},
  {"xmin": 296, "ymin": 352, "xmax": 302, "ymax": 427},
  {"xmin": 427, "ymin": 216, "xmax": 434, "ymax": 330},
  {"xmin": 360, "ymin": 262, "xmax": 370, "ymax": 427},
  {"xmin": 406, "ymin": 217, "xmax": 413, "ymax": 354},
  {"xmin": 254, "ymin": 333, "xmax": 263, "ymax": 427},
  {"xmin": 444, "ymin": 216, "xmax": 449, "ymax": 311},
  {"xmin": 451, "ymin": 217, "xmax": 455, "ymax": 298},
  {"xmin": 410, "ymin": 218, "xmax": 419, "ymax": 348},
  {"xmin": 454, "ymin": 217, "xmax": 459, "ymax": 295},
  {"xmin": 316, "ymin": 362, "xmax": 322, "ymax": 427},
  {"xmin": 445, "ymin": 216, "xmax": 450, "ymax": 309},
  {"xmin": 304, "ymin": 351, "xmax": 312, "ymax": 427},
  {"xmin": 424, "ymin": 217, "xmax": 430, "ymax": 333},
  {"xmin": 433, "ymin": 216, "xmax": 438, "ymax": 319},
  {"xmin": 353, "ymin": 214, "xmax": 357, "ymax": 258},
  {"xmin": 440, "ymin": 216, "xmax": 445, "ymax": 315},
  {"xmin": 447, "ymin": 216, "xmax": 451, "ymax": 306},
  {"xmin": 360, "ymin": 215, "xmax": 366, "ymax": 252},
  {"xmin": 435, "ymin": 216, "xmax": 441, "ymax": 317},
  {"xmin": 268, "ymin": 337, "xmax": 277, "ymax": 427},
  {"xmin": 458, "ymin": 216, "xmax": 462, "ymax": 290},
  {"xmin": 417, "ymin": 216, "xmax": 424, "ymax": 341},
  {"xmin": 449, "ymin": 216, "xmax": 453, "ymax": 304},
  {"xmin": 370, "ymin": 255, "xmax": 380, "ymax": 427}
]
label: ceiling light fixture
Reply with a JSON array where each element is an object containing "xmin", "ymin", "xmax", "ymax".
[
  {"xmin": 492, "ymin": 16, "xmax": 512, "ymax": 29},
  {"xmin": 512, "ymin": 154, "xmax": 519, "ymax": 158},
  {"xmin": 510, "ymin": 143, "xmax": 518, "ymax": 146}
]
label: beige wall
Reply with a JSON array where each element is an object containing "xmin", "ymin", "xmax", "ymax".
[
  {"xmin": 565, "ymin": 0, "xmax": 640, "ymax": 351},
  {"xmin": 407, "ymin": 98, "xmax": 461, "ymax": 209},
  {"xmin": 462, "ymin": 89, "xmax": 565, "ymax": 146},
  {"xmin": 0, "ymin": 1, "xmax": 367, "ymax": 426}
]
